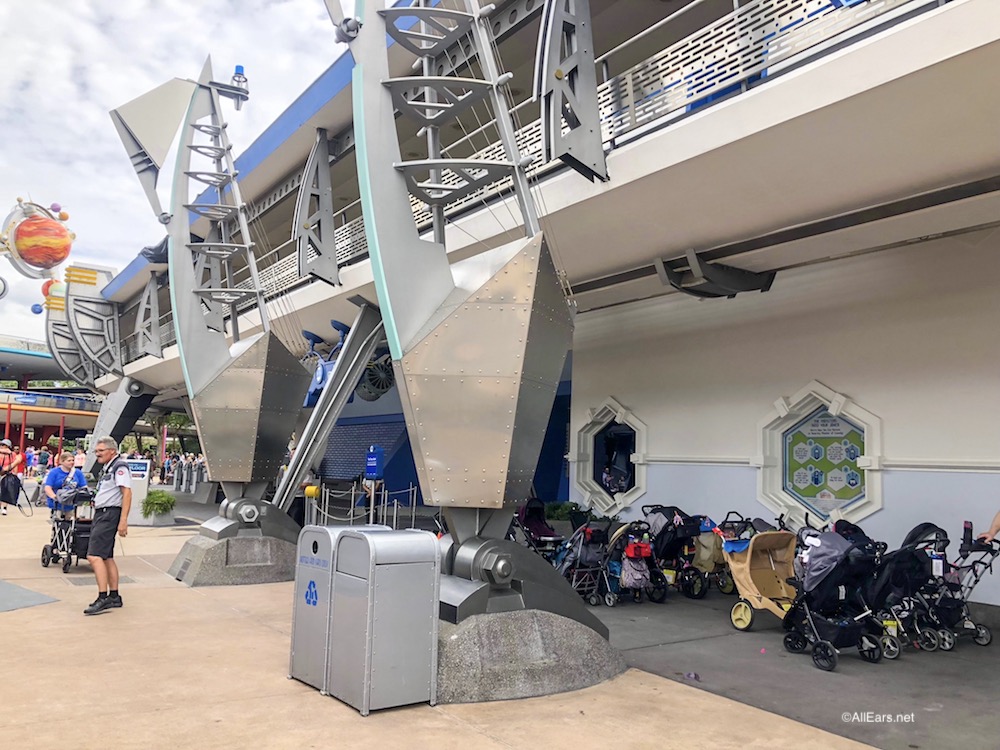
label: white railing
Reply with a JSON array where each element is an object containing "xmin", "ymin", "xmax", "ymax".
[{"xmin": 125, "ymin": 0, "xmax": 934, "ymax": 365}]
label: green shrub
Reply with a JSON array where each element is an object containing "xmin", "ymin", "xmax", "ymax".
[
  {"xmin": 142, "ymin": 489, "xmax": 176, "ymax": 518},
  {"xmin": 544, "ymin": 502, "xmax": 581, "ymax": 521}
]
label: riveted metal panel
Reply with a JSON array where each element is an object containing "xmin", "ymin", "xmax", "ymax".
[
  {"xmin": 466, "ymin": 235, "xmax": 543, "ymax": 306},
  {"xmin": 401, "ymin": 303, "xmax": 530, "ymax": 379},
  {"xmin": 189, "ymin": 333, "xmax": 310, "ymax": 483},
  {"xmin": 400, "ymin": 373, "xmax": 517, "ymax": 509},
  {"xmin": 193, "ymin": 405, "xmax": 259, "ymax": 482}
]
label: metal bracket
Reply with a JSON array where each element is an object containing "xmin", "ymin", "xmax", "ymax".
[
  {"xmin": 293, "ymin": 128, "xmax": 341, "ymax": 287},
  {"xmin": 655, "ymin": 249, "xmax": 776, "ymax": 299},
  {"xmin": 534, "ymin": 0, "xmax": 607, "ymax": 181}
]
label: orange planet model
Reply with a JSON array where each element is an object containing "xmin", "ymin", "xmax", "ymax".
[{"xmin": 13, "ymin": 214, "xmax": 73, "ymax": 269}]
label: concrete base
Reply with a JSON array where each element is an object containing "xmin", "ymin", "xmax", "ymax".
[
  {"xmin": 167, "ymin": 534, "xmax": 296, "ymax": 586},
  {"xmin": 436, "ymin": 609, "xmax": 626, "ymax": 704},
  {"xmin": 191, "ymin": 481, "xmax": 219, "ymax": 505},
  {"xmin": 127, "ymin": 508, "xmax": 175, "ymax": 527}
]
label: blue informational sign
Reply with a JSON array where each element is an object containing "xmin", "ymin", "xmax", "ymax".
[
  {"xmin": 15, "ymin": 394, "xmax": 37, "ymax": 405},
  {"xmin": 365, "ymin": 444, "xmax": 384, "ymax": 480}
]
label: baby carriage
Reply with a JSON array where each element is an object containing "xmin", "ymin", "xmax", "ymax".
[
  {"xmin": 41, "ymin": 486, "xmax": 94, "ymax": 573},
  {"xmin": 511, "ymin": 497, "xmax": 564, "ymax": 560},
  {"xmin": 643, "ymin": 505, "xmax": 713, "ymax": 598},
  {"xmin": 920, "ymin": 521, "xmax": 997, "ymax": 649},
  {"xmin": 724, "ymin": 530, "xmax": 799, "ymax": 631},
  {"xmin": 604, "ymin": 520, "xmax": 667, "ymax": 605},
  {"xmin": 781, "ymin": 530, "xmax": 883, "ymax": 670},
  {"xmin": 861, "ymin": 522, "xmax": 953, "ymax": 654},
  {"xmin": 554, "ymin": 518, "xmax": 612, "ymax": 606}
]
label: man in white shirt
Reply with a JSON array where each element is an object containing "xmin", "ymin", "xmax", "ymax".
[{"xmin": 84, "ymin": 437, "xmax": 132, "ymax": 616}]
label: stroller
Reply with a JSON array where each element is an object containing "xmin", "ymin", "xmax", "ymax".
[
  {"xmin": 782, "ymin": 530, "xmax": 883, "ymax": 670},
  {"xmin": 920, "ymin": 521, "xmax": 997, "ymax": 649},
  {"xmin": 604, "ymin": 520, "xmax": 667, "ymax": 605},
  {"xmin": 724, "ymin": 530, "xmax": 799, "ymax": 630},
  {"xmin": 554, "ymin": 518, "xmax": 613, "ymax": 606},
  {"xmin": 41, "ymin": 486, "xmax": 94, "ymax": 573},
  {"xmin": 511, "ymin": 497, "xmax": 564, "ymax": 560},
  {"xmin": 643, "ymin": 505, "xmax": 713, "ymax": 598},
  {"xmin": 861, "ymin": 522, "xmax": 953, "ymax": 654}
]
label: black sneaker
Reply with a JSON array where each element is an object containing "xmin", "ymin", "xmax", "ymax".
[
  {"xmin": 84, "ymin": 597, "xmax": 114, "ymax": 615},
  {"xmin": 109, "ymin": 594, "xmax": 123, "ymax": 608}
]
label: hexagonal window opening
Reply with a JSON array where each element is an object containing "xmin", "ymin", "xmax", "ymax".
[
  {"xmin": 594, "ymin": 421, "xmax": 636, "ymax": 497},
  {"xmin": 782, "ymin": 407, "xmax": 866, "ymax": 519}
]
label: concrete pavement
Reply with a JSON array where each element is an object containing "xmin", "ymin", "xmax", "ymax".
[{"xmin": 0, "ymin": 502, "xmax": 870, "ymax": 750}]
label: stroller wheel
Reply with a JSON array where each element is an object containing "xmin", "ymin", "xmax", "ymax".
[
  {"xmin": 604, "ymin": 591, "xmax": 618, "ymax": 608},
  {"xmin": 62, "ymin": 554, "xmax": 73, "ymax": 574},
  {"xmin": 858, "ymin": 635, "xmax": 883, "ymax": 663},
  {"xmin": 812, "ymin": 641, "xmax": 838, "ymax": 671},
  {"xmin": 715, "ymin": 569, "xmax": 737, "ymax": 596},
  {"xmin": 937, "ymin": 629, "xmax": 956, "ymax": 651},
  {"xmin": 730, "ymin": 599, "xmax": 755, "ymax": 631},
  {"xmin": 646, "ymin": 570, "xmax": 668, "ymax": 603},
  {"xmin": 587, "ymin": 594, "xmax": 601, "ymax": 607},
  {"xmin": 974, "ymin": 624, "xmax": 992, "ymax": 646},
  {"xmin": 41, "ymin": 544, "xmax": 52, "ymax": 568},
  {"xmin": 916, "ymin": 628, "xmax": 939, "ymax": 652},
  {"xmin": 879, "ymin": 635, "xmax": 902, "ymax": 660},
  {"xmin": 681, "ymin": 570, "xmax": 708, "ymax": 600},
  {"xmin": 783, "ymin": 631, "xmax": 808, "ymax": 653}
]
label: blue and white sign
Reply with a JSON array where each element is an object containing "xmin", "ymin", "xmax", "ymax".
[{"xmin": 365, "ymin": 444, "xmax": 384, "ymax": 480}]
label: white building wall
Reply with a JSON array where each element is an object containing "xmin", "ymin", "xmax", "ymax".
[{"xmin": 571, "ymin": 234, "xmax": 1000, "ymax": 603}]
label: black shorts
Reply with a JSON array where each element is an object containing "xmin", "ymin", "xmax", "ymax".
[{"xmin": 87, "ymin": 507, "xmax": 121, "ymax": 560}]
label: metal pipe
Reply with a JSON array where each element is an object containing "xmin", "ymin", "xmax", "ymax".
[
  {"xmin": 595, "ymin": 0, "xmax": 713, "ymax": 69},
  {"xmin": 19, "ymin": 408, "xmax": 26, "ymax": 452}
]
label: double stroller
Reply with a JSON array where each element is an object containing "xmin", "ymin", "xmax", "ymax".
[
  {"xmin": 867, "ymin": 521, "xmax": 996, "ymax": 652},
  {"xmin": 41, "ymin": 486, "xmax": 94, "ymax": 573},
  {"xmin": 932, "ymin": 521, "xmax": 997, "ymax": 647},
  {"xmin": 724, "ymin": 525, "xmax": 882, "ymax": 671}
]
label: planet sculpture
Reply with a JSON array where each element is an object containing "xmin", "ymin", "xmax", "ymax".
[
  {"xmin": 13, "ymin": 215, "xmax": 72, "ymax": 269},
  {"xmin": 1, "ymin": 198, "xmax": 75, "ymax": 282}
]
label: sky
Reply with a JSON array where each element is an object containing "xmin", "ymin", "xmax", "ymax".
[{"xmin": 0, "ymin": 0, "xmax": 346, "ymax": 342}]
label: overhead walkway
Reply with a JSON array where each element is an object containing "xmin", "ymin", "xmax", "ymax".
[{"xmin": 96, "ymin": 0, "xmax": 994, "ymax": 393}]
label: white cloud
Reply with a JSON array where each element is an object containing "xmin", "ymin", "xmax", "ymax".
[{"xmin": 0, "ymin": 0, "xmax": 342, "ymax": 341}]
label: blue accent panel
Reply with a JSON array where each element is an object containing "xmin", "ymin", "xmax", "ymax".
[
  {"xmin": 533, "ymin": 393, "xmax": 571, "ymax": 502},
  {"xmin": 336, "ymin": 413, "xmax": 405, "ymax": 426},
  {"xmin": 0, "ymin": 348, "xmax": 53, "ymax": 361},
  {"xmin": 319, "ymin": 420, "xmax": 407, "ymax": 480},
  {"xmin": 99, "ymin": 254, "xmax": 151, "ymax": 301}
]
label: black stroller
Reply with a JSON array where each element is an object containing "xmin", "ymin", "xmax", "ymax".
[
  {"xmin": 783, "ymin": 530, "xmax": 883, "ymax": 671},
  {"xmin": 920, "ymin": 521, "xmax": 997, "ymax": 648},
  {"xmin": 41, "ymin": 487, "xmax": 94, "ymax": 573},
  {"xmin": 643, "ymin": 505, "xmax": 711, "ymax": 598},
  {"xmin": 858, "ymin": 522, "xmax": 948, "ymax": 654}
]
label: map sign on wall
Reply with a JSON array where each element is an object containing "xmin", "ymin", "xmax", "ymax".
[{"xmin": 783, "ymin": 407, "xmax": 865, "ymax": 517}]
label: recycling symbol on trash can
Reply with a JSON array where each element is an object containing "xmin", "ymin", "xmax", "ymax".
[{"xmin": 305, "ymin": 580, "xmax": 319, "ymax": 607}]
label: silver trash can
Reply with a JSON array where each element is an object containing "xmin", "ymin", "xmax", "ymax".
[
  {"xmin": 328, "ymin": 529, "xmax": 440, "ymax": 715},
  {"xmin": 289, "ymin": 524, "xmax": 388, "ymax": 692}
]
